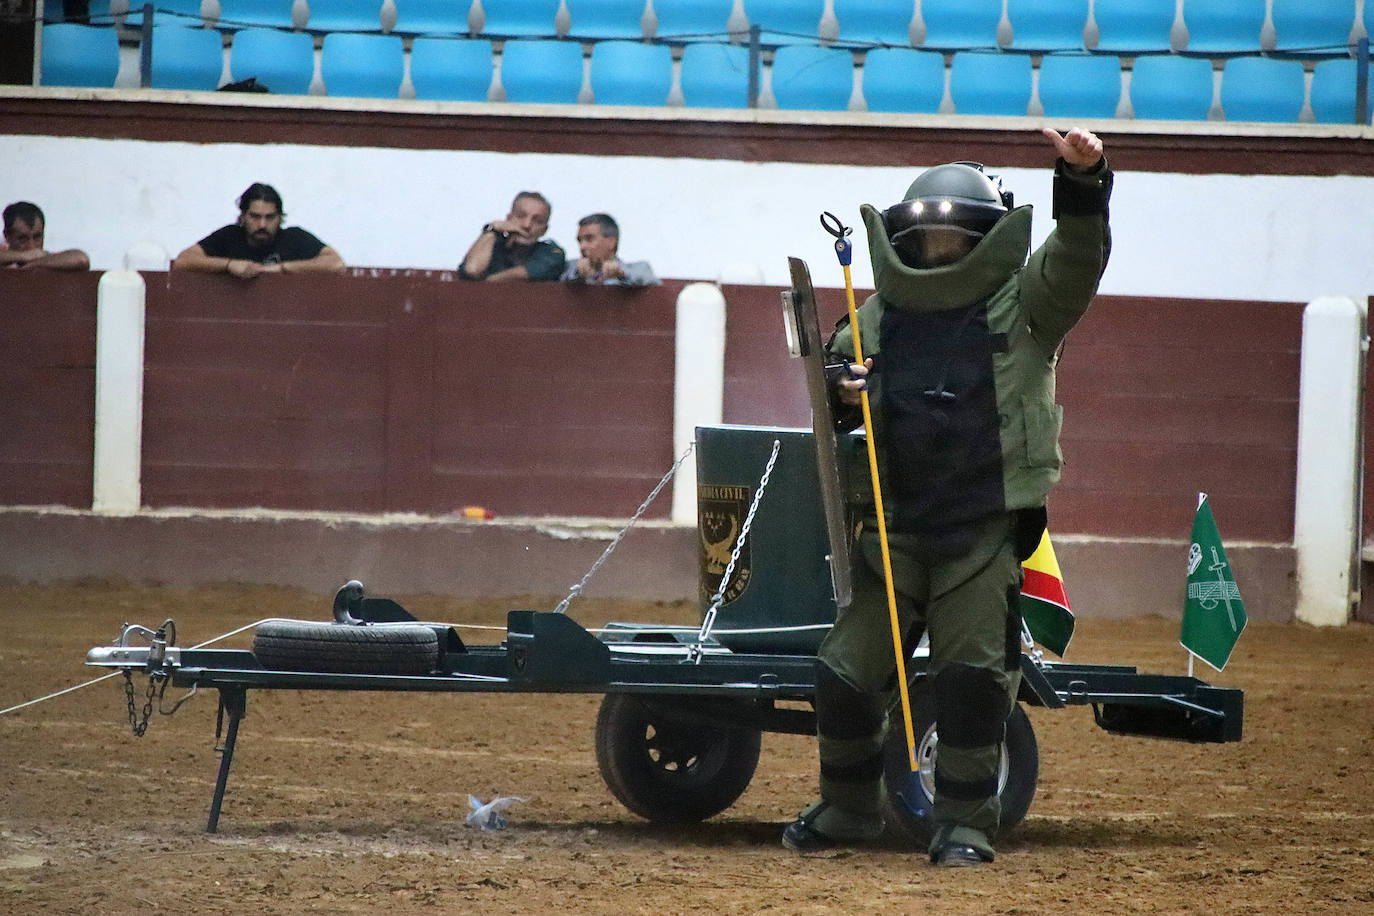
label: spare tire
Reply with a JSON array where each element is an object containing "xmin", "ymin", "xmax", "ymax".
[{"xmin": 252, "ymin": 620, "xmax": 439, "ymax": 675}]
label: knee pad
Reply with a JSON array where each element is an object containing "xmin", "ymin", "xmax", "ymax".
[
  {"xmin": 933, "ymin": 662, "xmax": 1008, "ymax": 749},
  {"xmin": 815, "ymin": 660, "xmax": 884, "ymax": 741}
]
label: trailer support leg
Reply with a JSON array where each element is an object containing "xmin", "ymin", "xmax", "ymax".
[{"xmin": 207, "ymin": 687, "xmax": 247, "ymax": 834}]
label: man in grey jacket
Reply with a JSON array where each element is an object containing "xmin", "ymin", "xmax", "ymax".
[{"xmin": 560, "ymin": 213, "xmax": 659, "ymax": 287}]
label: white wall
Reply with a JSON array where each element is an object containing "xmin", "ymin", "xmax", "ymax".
[{"xmin": 4, "ymin": 132, "xmax": 1373, "ymax": 302}]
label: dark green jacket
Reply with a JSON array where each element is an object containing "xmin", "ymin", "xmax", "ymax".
[{"xmin": 831, "ymin": 159, "xmax": 1112, "ymax": 526}]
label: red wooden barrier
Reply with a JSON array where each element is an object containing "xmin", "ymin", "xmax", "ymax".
[
  {"xmin": 0, "ymin": 271, "xmax": 1304, "ymax": 540},
  {"xmin": 0, "ymin": 271, "xmax": 98, "ymax": 507},
  {"xmin": 140, "ymin": 272, "xmax": 680, "ymax": 518}
]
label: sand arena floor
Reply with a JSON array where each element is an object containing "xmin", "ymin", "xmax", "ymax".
[{"xmin": 1, "ymin": 582, "xmax": 1371, "ymax": 915}]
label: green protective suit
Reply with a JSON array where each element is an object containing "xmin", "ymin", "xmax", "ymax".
[{"xmin": 812, "ymin": 158, "xmax": 1112, "ymax": 861}]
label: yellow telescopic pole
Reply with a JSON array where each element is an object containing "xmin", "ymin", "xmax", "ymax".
[{"xmin": 821, "ymin": 212, "xmax": 919, "ymax": 772}]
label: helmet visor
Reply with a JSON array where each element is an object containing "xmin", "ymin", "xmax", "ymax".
[{"xmin": 884, "ymin": 196, "xmax": 1006, "ymax": 268}]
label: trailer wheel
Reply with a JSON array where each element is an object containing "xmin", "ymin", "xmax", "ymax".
[
  {"xmin": 882, "ymin": 684, "xmax": 1038, "ymax": 845},
  {"xmin": 595, "ymin": 694, "xmax": 762, "ymax": 824},
  {"xmin": 252, "ymin": 620, "xmax": 439, "ymax": 675}
]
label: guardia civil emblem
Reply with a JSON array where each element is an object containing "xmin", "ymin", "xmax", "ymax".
[{"xmin": 698, "ymin": 483, "xmax": 752, "ymax": 604}]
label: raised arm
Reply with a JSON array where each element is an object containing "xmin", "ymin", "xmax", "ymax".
[
  {"xmin": 1020, "ymin": 127, "xmax": 1113, "ymax": 349},
  {"xmin": 460, "ymin": 221, "xmax": 509, "ymax": 278}
]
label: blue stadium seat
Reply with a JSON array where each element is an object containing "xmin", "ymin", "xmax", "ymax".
[
  {"xmin": 1005, "ymin": 0, "xmax": 1087, "ymax": 52},
  {"xmin": 948, "ymin": 51, "xmax": 1032, "ymax": 115},
  {"xmin": 861, "ymin": 47, "xmax": 944, "ymax": 113},
  {"xmin": 392, "ymin": 0, "xmax": 472, "ymax": 36},
  {"xmin": 1128, "ymin": 54, "xmax": 1213, "ymax": 120},
  {"xmin": 653, "ymin": 0, "xmax": 734, "ymax": 42},
  {"xmin": 1270, "ymin": 0, "xmax": 1356, "ymax": 54},
  {"xmin": 1309, "ymin": 58, "xmax": 1368, "ymax": 124},
  {"xmin": 920, "ymin": 0, "xmax": 1002, "ymax": 51},
  {"xmin": 122, "ymin": 0, "xmax": 206, "ymax": 29},
  {"xmin": 40, "ymin": 23, "xmax": 121, "ymax": 87},
  {"xmin": 478, "ymin": 0, "xmax": 560, "ymax": 38},
  {"xmin": 834, "ymin": 0, "xmax": 913, "ymax": 47},
  {"xmin": 305, "ymin": 0, "xmax": 384, "ymax": 33},
  {"xmin": 1037, "ymin": 53, "xmax": 1121, "ymax": 118},
  {"xmin": 321, "ymin": 32, "xmax": 403, "ymax": 98},
  {"xmin": 229, "ymin": 27, "xmax": 315, "ymax": 94},
  {"xmin": 679, "ymin": 42, "xmax": 751, "ymax": 107},
  {"xmin": 590, "ymin": 40, "xmax": 672, "ymax": 105},
  {"xmin": 741, "ymin": 0, "xmax": 824, "ymax": 45},
  {"xmin": 217, "ymin": 0, "xmax": 296, "ymax": 31},
  {"xmin": 499, "ymin": 39, "xmax": 584, "ymax": 103},
  {"xmin": 150, "ymin": 24, "xmax": 225, "ymax": 89},
  {"xmin": 1179, "ymin": 0, "xmax": 1265, "ymax": 54},
  {"xmin": 1092, "ymin": 0, "xmax": 1176, "ymax": 53},
  {"xmin": 409, "ymin": 37, "xmax": 493, "ymax": 100},
  {"xmin": 1219, "ymin": 56, "xmax": 1305, "ymax": 122},
  {"xmin": 566, "ymin": 0, "xmax": 647, "ymax": 40},
  {"xmin": 770, "ymin": 44, "xmax": 853, "ymax": 110}
]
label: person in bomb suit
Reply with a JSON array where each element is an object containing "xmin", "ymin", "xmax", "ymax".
[{"xmin": 783, "ymin": 127, "xmax": 1112, "ymax": 867}]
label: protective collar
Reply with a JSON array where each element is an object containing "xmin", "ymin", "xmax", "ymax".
[{"xmin": 860, "ymin": 203, "xmax": 1033, "ymax": 312}]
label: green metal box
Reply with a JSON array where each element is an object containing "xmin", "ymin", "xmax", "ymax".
[{"xmin": 695, "ymin": 424, "xmax": 838, "ymax": 654}]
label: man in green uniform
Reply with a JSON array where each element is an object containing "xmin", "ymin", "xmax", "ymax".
[
  {"xmin": 459, "ymin": 190, "xmax": 567, "ymax": 282},
  {"xmin": 783, "ymin": 127, "xmax": 1112, "ymax": 866}
]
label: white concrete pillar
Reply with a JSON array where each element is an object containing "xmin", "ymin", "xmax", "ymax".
[
  {"xmin": 93, "ymin": 271, "xmax": 147, "ymax": 515},
  {"xmin": 1294, "ymin": 295, "xmax": 1366, "ymax": 626},
  {"xmin": 671, "ymin": 282, "xmax": 727, "ymax": 524}
]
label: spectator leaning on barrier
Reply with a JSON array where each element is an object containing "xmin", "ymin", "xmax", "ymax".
[
  {"xmin": 460, "ymin": 191, "xmax": 566, "ymax": 282},
  {"xmin": 1, "ymin": 201, "xmax": 90, "ymax": 270},
  {"xmin": 560, "ymin": 213, "xmax": 659, "ymax": 287},
  {"xmin": 172, "ymin": 183, "xmax": 345, "ymax": 278}
]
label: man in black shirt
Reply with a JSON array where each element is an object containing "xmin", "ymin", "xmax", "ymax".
[{"xmin": 173, "ymin": 183, "xmax": 345, "ymax": 278}]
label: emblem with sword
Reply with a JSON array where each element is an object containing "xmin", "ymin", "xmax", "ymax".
[{"xmin": 1187, "ymin": 543, "xmax": 1242, "ymax": 632}]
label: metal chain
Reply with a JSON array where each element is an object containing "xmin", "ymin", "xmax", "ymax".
[
  {"xmin": 554, "ymin": 442, "xmax": 695, "ymax": 615},
  {"xmin": 122, "ymin": 670, "xmax": 163, "ymax": 737},
  {"xmin": 690, "ymin": 439, "xmax": 782, "ymax": 663}
]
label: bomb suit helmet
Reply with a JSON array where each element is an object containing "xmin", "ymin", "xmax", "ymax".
[{"xmin": 882, "ymin": 162, "xmax": 1014, "ymax": 269}]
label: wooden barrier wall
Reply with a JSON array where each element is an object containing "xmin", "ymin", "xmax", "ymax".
[
  {"xmin": 141, "ymin": 272, "xmax": 680, "ymax": 517},
  {"xmin": 1, "ymin": 271, "xmax": 1304, "ymax": 540},
  {"xmin": 718, "ymin": 285, "xmax": 1304, "ymax": 542},
  {"xmin": 0, "ymin": 271, "xmax": 98, "ymax": 507}
]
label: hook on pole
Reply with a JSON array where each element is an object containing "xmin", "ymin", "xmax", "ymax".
[{"xmin": 819, "ymin": 211, "xmax": 853, "ymax": 267}]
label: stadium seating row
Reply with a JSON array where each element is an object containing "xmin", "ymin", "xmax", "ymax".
[
  {"xmin": 65, "ymin": 1, "xmax": 1374, "ymax": 55},
  {"xmin": 39, "ymin": 24, "xmax": 1371, "ymax": 124}
]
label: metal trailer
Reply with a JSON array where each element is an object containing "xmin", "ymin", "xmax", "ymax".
[{"xmin": 85, "ymin": 441, "xmax": 1243, "ymax": 840}]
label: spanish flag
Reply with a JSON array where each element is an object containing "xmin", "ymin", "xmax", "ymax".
[{"xmin": 1020, "ymin": 529, "xmax": 1074, "ymax": 656}]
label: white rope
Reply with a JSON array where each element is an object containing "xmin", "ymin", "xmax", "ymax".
[
  {"xmin": 0, "ymin": 673, "xmax": 121, "ymax": 716},
  {"xmin": 596, "ymin": 623, "xmax": 833, "ymax": 636}
]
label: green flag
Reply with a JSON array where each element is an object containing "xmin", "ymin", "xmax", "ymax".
[{"xmin": 1180, "ymin": 494, "xmax": 1247, "ymax": 671}]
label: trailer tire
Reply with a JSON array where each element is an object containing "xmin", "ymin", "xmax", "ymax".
[
  {"xmin": 882, "ymin": 683, "xmax": 1038, "ymax": 846},
  {"xmin": 252, "ymin": 620, "xmax": 439, "ymax": 675},
  {"xmin": 595, "ymin": 694, "xmax": 762, "ymax": 824}
]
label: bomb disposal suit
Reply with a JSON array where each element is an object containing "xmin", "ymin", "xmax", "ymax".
[{"xmin": 789, "ymin": 146, "xmax": 1112, "ymax": 865}]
